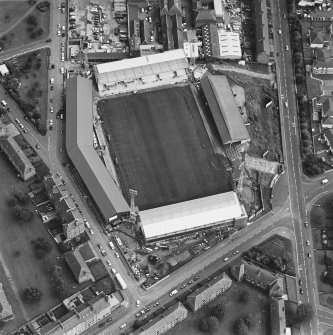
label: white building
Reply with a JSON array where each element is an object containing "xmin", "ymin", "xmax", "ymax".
[
  {"xmin": 0, "ymin": 64, "xmax": 9, "ymax": 76},
  {"xmin": 217, "ymin": 30, "xmax": 242, "ymax": 59},
  {"xmin": 94, "ymin": 49, "xmax": 189, "ymax": 96},
  {"xmin": 140, "ymin": 192, "xmax": 248, "ymax": 242}
]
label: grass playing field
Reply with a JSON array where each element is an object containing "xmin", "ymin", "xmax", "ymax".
[{"xmin": 98, "ymin": 85, "xmax": 232, "ymax": 210}]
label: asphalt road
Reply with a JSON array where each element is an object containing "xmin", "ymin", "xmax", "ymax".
[{"xmin": 1, "ymin": 0, "xmax": 333, "ymax": 334}]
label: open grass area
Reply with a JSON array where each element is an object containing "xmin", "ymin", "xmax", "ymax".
[
  {"xmin": 3, "ymin": 48, "xmax": 49, "ymax": 134},
  {"xmin": 168, "ymin": 283, "xmax": 270, "ymax": 335},
  {"xmin": 98, "ymin": 85, "xmax": 232, "ymax": 210},
  {"xmin": 0, "ymin": 1, "xmax": 50, "ymax": 51},
  {"xmin": 0, "ymin": 153, "xmax": 90, "ymax": 332}
]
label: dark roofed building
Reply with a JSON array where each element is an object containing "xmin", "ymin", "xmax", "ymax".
[
  {"xmin": 139, "ymin": 19, "xmax": 151, "ymax": 44},
  {"xmin": 66, "ymin": 77, "xmax": 130, "ymax": 222},
  {"xmin": 43, "ymin": 173, "xmax": 85, "ymax": 240},
  {"xmin": 201, "ymin": 75, "xmax": 250, "ymax": 144},
  {"xmin": 202, "ymin": 23, "xmax": 220, "ymax": 58},
  {"xmin": 195, "ymin": 9, "xmax": 216, "ymax": 28},
  {"xmin": 132, "ymin": 302, "xmax": 188, "ymax": 335},
  {"xmin": 253, "ymin": 0, "xmax": 270, "ymax": 63},
  {"xmin": 0, "ymin": 122, "xmax": 35, "ymax": 181},
  {"xmin": 310, "ymin": 29, "xmax": 324, "ymax": 48},
  {"xmin": 270, "ymin": 298, "xmax": 287, "ymax": 335},
  {"xmin": 231, "ymin": 261, "xmax": 278, "ymax": 291},
  {"xmin": 65, "ymin": 249, "xmax": 95, "ymax": 284}
]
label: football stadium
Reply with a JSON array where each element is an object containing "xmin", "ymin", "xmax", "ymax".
[{"xmin": 65, "ymin": 53, "xmax": 248, "ymax": 242}]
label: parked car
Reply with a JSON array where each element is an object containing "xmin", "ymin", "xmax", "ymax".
[
  {"xmin": 89, "ymin": 229, "xmax": 94, "ymax": 235},
  {"xmin": 106, "ymin": 260, "xmax": 111, "ymax": 266},
  {"xmin": 120, "ymin": 323, "xmax": 126, "ymax": 329},
  {"xmin": 115, "ymin": 252, "xmax": 120, "ymax": 258}
]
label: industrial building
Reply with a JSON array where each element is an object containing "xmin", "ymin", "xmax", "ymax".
[
  {"xmin": 66, "ymin": 76, "xmax": 129, "ymax": 222},
  {"xmin": 201, "ymin": 74, "xmax": 250, "ymax": 145},
  {"xmin": 94, "ymin": 49, "xmax": 188, "ymax": 96},
  {"xmin": 140, "ymin": 192, "xmax": 248, "ymax": 242}
]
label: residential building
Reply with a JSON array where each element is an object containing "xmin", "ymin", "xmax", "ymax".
[
  {"xmin": 159, "ymin": 0, "xmax": 184, "ymax": 51},
  {"xmin": 64, "ymin": 241, "xmax": 98, "ymax": 284},
  {"xmin": 43, "ymin": 173, "xmax": 85, "ymax": 240},
  {"xmin": 35, "ymin": 293, "xmax": 120, "ymax": 335},
  {"xmin": 313, "ymin": 60, "xmax": 333, "ymax": 74},
  {"xmin": 270, "ymin": 297, "xmax": 288, "ymax": 335},
  {"xmin": 0, "ymin": 283, "xmax": 13, "ymax": 322},
  {"xmin": 231, "ymin": 261, "xmax": 278, "ymax": 291},
  {"xmin": 201, "ymin": 74, "xmax": 250, "ymax": 145},
  {"xmin": 131, "ymin": 302, "xmax": 188, "ymax": 335},
  {"xmin": 0, "ymin": 64, "xmax": 9, "ymax": 76},
  {"xmin": 0, "ymin": 122, "xmax": 35, "ymax": 180},
  {"xmin": 187, "ymin": 272, "xmax": 232, "ymax": 311},
  {"xmin": 310, "ymin": 29, "xmax": 324, "ymax": 48},
  {"xmin": 318, "ymin": 96, "xmax": 333, "ymax": 128},
  {"xmin": 253, "ymin": 0, "xmax": 270, "ymax": 63}
]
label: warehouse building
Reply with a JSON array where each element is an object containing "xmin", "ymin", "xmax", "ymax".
[
  {"xmin": 66, "ymin": 76, "xmax": 129, "ymax": 222},
  {"xmin": 201, "ymin": 74, "xmax": 250, "ymax": 145},
  {"xmin": 94, "ymin": 49, "xmax": 188, "ymax": 96},
  {"xmin": 140, "ymin": 192, "xmax": 248, "ymax": 242}
]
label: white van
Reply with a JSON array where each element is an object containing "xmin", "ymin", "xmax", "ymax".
[
  {"xmin": 1, "ymin": 100, "xmax": 7, "ymax": 107},
  {"xmin": 321, "ymin": 179, "xmax": 328, "ymax": 184}
]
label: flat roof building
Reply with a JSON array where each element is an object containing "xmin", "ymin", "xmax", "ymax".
[
  {"xmin": 140, "ymin": 192, "xmax": 247, "ymax": 241},
  {"xmin": 201, "ymin": 74, "xmax": 250, "ymax": 145},
  {"xmin": 187, "ymin": 272, "xmax": 232, "ymax": 311},
  {"xmin": 0, "ymin": 283, "xmax": 13, "ymax": 322},
  {"xmin": 217, "ymin": 30, "xmax": 242, "ymax": 59},
  {"xmin": 66, "ymin": 76, "xmax": 130, "ymax": 222}
]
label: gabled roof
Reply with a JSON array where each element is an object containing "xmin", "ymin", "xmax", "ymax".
[
  {"xmin": 201, "ymin": 74, "xmax": 250, "ymax": 144},
  {"xmin": 187, "ymin": 272, "xmax": 232, "ymax": 310},
  {"xmin": 139, "ymin": 19, "xmax": 151, "ymax": 44},
  {"xmin": 202, "ymin": 23, "xmax": 220, "ymax": 58},
  {"xmin": 65, "ymin": 249, "xmax": 93, "ymax": 283},
  {"xmin": 66, "ymin": 77, "xmax": 130, "ymax": 221},
  {"xmin": 270, "ymin": 298, "xmax": 287, "ymax": 335},
  {"xmin": 321, "ymin": 96, "xmax": 333, "ymax": 117},
  {"xmin": 310, "ymin": 30, "xmax": 324, "ymax": 45},
  {"xmin": 195, "ymin": 9, "xmax": 216, "ymax": 27},
  {"xmin": 131, "ymin": 302, "xmax": 188, "ymax": 335}
]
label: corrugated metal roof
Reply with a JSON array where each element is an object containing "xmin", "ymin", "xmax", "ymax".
[
  {"xmin": 140, "ymin": 192, "xmax": 246, "ymax": 240},
  {"xmin": 66, "ymin": 77, "xmax": 129, "ymax": 221},
  {"xmin": 201, "ymin": 74, "xmax": 250, "ymax": 144}
]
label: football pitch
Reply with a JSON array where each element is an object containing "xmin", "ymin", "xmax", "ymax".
[{"xmin": 98, "ymin": 85, "xmax": 232, "ymax": 210}]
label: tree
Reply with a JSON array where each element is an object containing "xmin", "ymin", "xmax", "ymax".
[
  {"xmin": 199, "ymin": 316, "xmax": 219, "ymax": 332},
  {"xmin": 211, "ymin": 302, "xmax": 225, "ymax": 320},
  {"xmin": 325, "ymin": 271, "xmax": 333, "ymax": 286},
  {"xmin": 239, "ymin": 290, "xmax": 250, "ymax": 303},
  {"xmin": 24, "ymin": 287, "xmax": 42, "ymax": 303},
  {"xmin": 33, "ymin": 237, "xmax": 52, "ymax": 258},
  {"xmin": 20, "ymin": 208, "xmax": 34, "ymax": 221},
  {"xmin": 294, "ymin": 303, "xmax": 314, "ymax": 324},
  {"xmin": 49, "ymin": 265, "xmax": 65, "ymax": 297},
  {"xmin": 244, "ymin": 314, "xmax": 257, "ymax": 329},
  {"xmin": 13, "ymin": 205, "xmax": 23, "ymax": 219},
  {"xmin": 235, "ymin": 319, "xmax": 249, "ymax": 335},
  {"xmin": 133, "ymin": 319, "xmax": 145, "ymax": 330},
  {"xmin": 14, "ymin": 190, "xmax": 29, "ymax": 203},
  {"xmin": 296, "ymin": 74, "xmax": 305, "ymax": 84}
]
